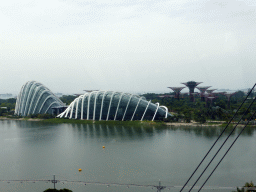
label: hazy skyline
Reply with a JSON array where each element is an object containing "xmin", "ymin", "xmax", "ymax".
[{"xmin": 1, "ymin": 0, "xmax": 255, "ymax": 94}]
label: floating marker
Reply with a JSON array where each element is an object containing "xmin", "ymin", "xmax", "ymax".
[
  {"xmin": 102, "ymin": 146, "xmax": 105, "ymax": 148},
  {"xmin": 78, "ymin": 169, "xmax": 82, "ymax": 172}
]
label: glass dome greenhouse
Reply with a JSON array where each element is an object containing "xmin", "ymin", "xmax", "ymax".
[
  {"xmin": 57, "ymin": 91, "xmax": 171, "ymax": 121},
  {"xmin": 15, "ymin": 81, "xmax": 65, "ymax": 116}
]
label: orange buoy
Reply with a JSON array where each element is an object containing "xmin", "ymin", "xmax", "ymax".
[
  {"xmin": 78, "ymin": 169, "xmax": 82, "ymax": 172},
  {"xmin": 102, "ymin": 146, "xmax": 105, "ymax": 148}
]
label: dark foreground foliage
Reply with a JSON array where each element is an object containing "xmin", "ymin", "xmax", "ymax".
[
  {"xmin": 43, "ymin": 188, "xmax": 72, "ymax": 192},
  {"xmin": 234, "ymin": 181, "xmax": 255, "ymax": 192}
]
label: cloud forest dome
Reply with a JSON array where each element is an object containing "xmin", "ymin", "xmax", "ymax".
[
  {"xmin": 15, "ymin": 81, "xmax": 65, "ymax": 116},
  {"xmin": 57, "ymin": 91, "xmax": 171, "ymax": 121}
]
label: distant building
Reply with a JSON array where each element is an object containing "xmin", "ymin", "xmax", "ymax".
[
  {"xmin": 51, "ymin": 106, "xmax": 67, "ymax": 116},
  {"xmin": 55, "ymin": 93, "xmax": 63, "ymax": 97},
  {"xmin": 0, "ymin": 94, "xmax": 13, "ymax": 99}
]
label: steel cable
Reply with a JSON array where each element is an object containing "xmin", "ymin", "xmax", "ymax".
[
  {"xmin": 188, "ymin": 93, "xmax": 256, "ymax": 192},
  {"xmin": 180, "ymin": 83, "xmax": 256, "ymax": 192},
  {"xmin": 198, "ymin": 109, "xmax": 256, "ymax": 192}
]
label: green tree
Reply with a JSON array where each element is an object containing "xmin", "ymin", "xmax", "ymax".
[
  {"xmin": 244, "ymin": 181, "xmax": 254, "ymax": 187},
  {"xmin": 215, "ymin": 99, "xmax": 226, "ymax": 109},
  {"xmin": 193, "ymin": 110, "xmax": 206, "ymax": 124},
  {"xmin": 235, "ymin": 181, "xmax": 255, "ymax": 192},
  {"xmin": 183, "ymin": 109, "xmax": 192, "ymax": 123},
  {"xmin": 59, "ymin": 95, "xmax": 77, "ymax": 105}
]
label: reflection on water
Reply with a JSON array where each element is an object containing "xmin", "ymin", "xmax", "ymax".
[
  {"xmin": 2, "ymin": 119, "xmax": 255, "ymax": 140},
  {"xmin": 53, "ymin": 123, "xmax": 158, "ymax": 139},
  {"xmin": 0, "ymin": 120, "xmax": 256, "ymax": 192},
  {"xmin": 169, "ymin": 126, "xmax": 256, "ymax": 138}
]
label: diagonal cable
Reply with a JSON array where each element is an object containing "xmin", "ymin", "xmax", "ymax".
[
  {"xmin": 187, "ymin": 91, "xmax": 256, "ymax": 192},
  {"xmin": 180, "ymin": 83, "xmax": 256, "ymax": 192},
  {"xmin": 188, "ymin": 94, "xmax": 256, "ymax": 192},
  {"xmin": 198, "ymin": 109, "xmax": 256, "ymax": 192}
]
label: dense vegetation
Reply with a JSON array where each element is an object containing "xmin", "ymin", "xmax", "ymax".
[
  {"xmin": 141, "ymin": 91, "xmax": 256, "ymax": 123},
  {"xmin": 235, "ymin": 181, "xmax": 255, "ymax": 192},
  {"xmin": 59, "ymin": 95, "xmax": 77, "ymax": 105},
  {"xmin": 0, "ymin": 98, "xmax": 16, "ymax": 116}
]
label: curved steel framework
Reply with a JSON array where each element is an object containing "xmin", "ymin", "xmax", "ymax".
[
  {"xmin": 15, "ymin": 81, "xmax": 65, "ymax": 116},
  {"xmin": 57, "ymin": 91, "xmax": 170, "ymax": 121}
]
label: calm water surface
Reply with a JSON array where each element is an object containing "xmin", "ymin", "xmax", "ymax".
[{"xmin": 0, "ymin": 120, "xmax": 255, "ymax": 192}]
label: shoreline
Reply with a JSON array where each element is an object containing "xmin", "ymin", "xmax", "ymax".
[
  {"xmin": 0, "ymin": 116, "xmax": 254, "ymax": 127},
  {"xmin": 0, "ymin": 117, "xmax": 43, "ymax": 121},
  {"xmin": 165, "ymin": 122, "xmax": 222, "ymax": 127}
]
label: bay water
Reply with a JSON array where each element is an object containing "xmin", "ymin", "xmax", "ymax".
[{"xmin": 0, "ymin": 120, "xmax": 255, "ymax": 192}]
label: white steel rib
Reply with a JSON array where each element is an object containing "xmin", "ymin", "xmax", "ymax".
[
  {"xmin": 159, "ymin": 106, "xmax": 168, "ymax": 118},
  {"xmin": 23, "ymin": 83, "xmax": 38, "ymax": 116},
  {"xmin": 54, "ymin": 91, "xmax": 171, "ymax": 121},
  {"xmin": 18, "ymin": 84, "xmax": 27, "ymax": 115},
  {"xmin": 99, "ymin": 91, "xmax": 107, "ymax": 121},
  {"xmin": 93, "ymin": 91, "xmax": 101, "ymax": 120},
  {"xmin": 75, "ymin": 96, "xmax": 83, "ymax": 119},
  {"xmin": 114, "ymin": 92, "xmax": 125, "ymax": 121},
  {"xmin": 81, "ymin": 93, "xmax": 89, "ymax": 120},
  {"xmin": 15, "ymin": 85, "xmax": 24, "ymax": 114},
  {"xmin": 122, "ymin": 94, "xmax": 133, "ymax": 121},
  {"xmin": 87, "ymin": 92, "xmax": 93, "ymax": 120},
  {"xmin": 32, "ymin": 90, "xmax": 51, "ymax": 114},
  {"xmin": 70, "ymin": 99, "xmax": 77, "ymax": 119},
  {"xmin": 152, "ymin": 103, "xmax": 159, "ymax": 121},
  {"xmin": 38, "ymin": 95, "xmax": 58, "ymax": 114},
  {"xmin": 20, "ymin": 81, "xmax": 34, "ymax": 116},
  {"xmin": 141, "ymin": 100, "xmax": 151, "ymax": 121},
  {"xmin": 106, "ymin": 92, "xmax": 116, "ymax": 121},
  {"xmin": 131, "ymin": 97, "xmax": 142, "ymax": 121},
  {"xmin": 64, "ymin": 105, "xmax": 72, "ymax": 118},
  {"xmin": 27, "ymin": 85, "xmax": 43, "ymax": 115}
]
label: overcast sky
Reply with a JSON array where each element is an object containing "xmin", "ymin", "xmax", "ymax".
[{"xmin": 0, "ymin": 0, "xmax": 255, "ymax": 95}]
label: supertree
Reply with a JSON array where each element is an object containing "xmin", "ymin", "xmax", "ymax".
[
  {"xmin": 168, "ymin": 87, "xmax": 185, "ymax": 100},
  {"xmin": 191, "ymin": 92, "xmax": 200, "ymax": 102},
  {"xmin": 196, "ymin": 86, "xmax": 211, "ymax": 101},
  {"xmin": 180, "ymin": 92, "xmax": 189, "ymax": 98},
  {"xmin": 206, "ymin": 89, "xmax": 217, "ymax": 96},
  {"xmin": 207, "ymin": 96, "xmax": 216, "ymax": 107},
  {"xmin": 220, "ymin": 92, "xmax": 237, "ymax": 109},
  {"xmin": 181, "ymin": 81, "xmax": 202, "ymax": 101}
]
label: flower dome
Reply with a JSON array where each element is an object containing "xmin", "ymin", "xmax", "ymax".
[
  {"xmin": 57, "ymin": 91, "xmax": 171, "ymax": 121},
  {"xmin": 15, "ymin": 81, "xmax": 65, "ymax": 116}
]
